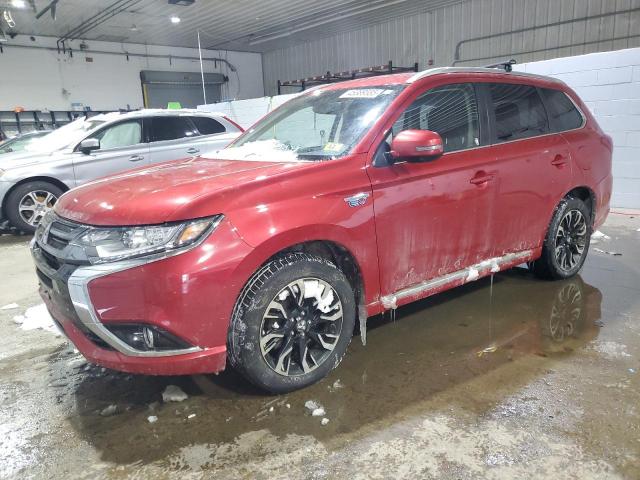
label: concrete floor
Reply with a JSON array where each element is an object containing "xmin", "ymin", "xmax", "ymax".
[{"xmin": 0, "ymin": 213, "xmax": 639, "ymax": 479}]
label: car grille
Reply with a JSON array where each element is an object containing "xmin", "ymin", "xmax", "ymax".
[{"xmin": 46, "ymin": 219, "xmax": 82, "ymax": 251}]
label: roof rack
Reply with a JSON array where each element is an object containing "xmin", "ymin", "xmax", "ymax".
[
  {"xmin": 484, "ymin": 59, "xmax": 517, "ymax": 72},
  {"xmin": 277, "ymin": 61, "xmax": 419, "ymax": 94}
]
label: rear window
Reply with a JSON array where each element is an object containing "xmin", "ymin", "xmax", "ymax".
[
  {"xmin": 151, "ymin": 116, "xmax": 197, "ymax": 142},
  {"xmin": 540, "ymin": 88, "xmax": 584, "ymax": 132},
  {"xmin": 489, "ymin": 84, "xmax": 549, "ymax": 143},
  {"xmin": 191, "ymin": 116, "xmax": 226, "ymax": 135}
]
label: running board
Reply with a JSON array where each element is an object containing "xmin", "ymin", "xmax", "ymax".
[{"xmin": 380, "ymin": 250, "xmax": 535, "ymax": 309}]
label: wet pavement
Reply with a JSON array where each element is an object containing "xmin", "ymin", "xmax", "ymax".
[{"xmin": 0, "ymin": 213, "xmax": 639, "ymax": 479}]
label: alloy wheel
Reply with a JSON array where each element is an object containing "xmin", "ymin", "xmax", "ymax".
[
  {"xmin": 259, "ymin": 277, "xmax": 344, "ymax": 376},
  {"xmin": 18, "ymin": 190, "xmax": 58, "ymax": 226},
  {"xmin": 554, "ymin": 209, "xmax": 587, "ymax": 272}
]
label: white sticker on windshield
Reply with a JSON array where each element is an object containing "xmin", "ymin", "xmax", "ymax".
[{"xmin": 339, "ymin": 89, "xmax": 385, "ymax": 99}]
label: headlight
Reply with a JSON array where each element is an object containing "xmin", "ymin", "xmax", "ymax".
[{"xmin": 71, "ymin": 215, "xmax": 222, "ymax": 264}]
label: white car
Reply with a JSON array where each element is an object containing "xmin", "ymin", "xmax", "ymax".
[{"xmin": 0, "ymin": 109, "xmax": 242, "ymax": 232}]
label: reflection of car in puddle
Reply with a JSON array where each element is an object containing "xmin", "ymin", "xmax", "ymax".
[
  {"xmin": 541, "ymin": 280, "xmax": 598, "ymax": 353},
  {"xmin": 341, "ymin": 270, "xmax": 602, "ymax": 395}
]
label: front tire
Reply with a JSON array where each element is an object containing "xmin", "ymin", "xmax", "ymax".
[
  {"xmin": 5, "ymin": 181, "xmax": 63, "ymax": 234},
  {"xmin": 228, "ymin": 253, "xmax": 355, "ymax": 393},
  {"xmin": 531, "ymin": 197, "xmax": 591, "ymax": 280}
]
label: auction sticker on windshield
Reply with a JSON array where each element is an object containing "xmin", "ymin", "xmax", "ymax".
[{"xmin": 339, "ymin": 89, "xmax": 386, "ymax": 99}]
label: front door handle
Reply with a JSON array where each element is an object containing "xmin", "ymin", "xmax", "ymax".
[
  {"xmin": 129, "ymin": 154, "xmax": 145, "ymax": 162},
  {"xmin": 186, "ymin": 147, "xmax": 200, "ymax": 155},
  {"xmin": 470, "ymin": 171, "xmax": 494, "ymax": 185},
  {"xmin": 551, "ymin": 154, "xmax": 568, "ymax": 168}
]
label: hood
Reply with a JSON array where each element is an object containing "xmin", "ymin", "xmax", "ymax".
[
  {"xmin": 55, "ymin": 156, "xmax": 310, "ymax": 226},
  {"xmin": 0, "ymin": 149, "xmax": 56, "ymax": 167}
]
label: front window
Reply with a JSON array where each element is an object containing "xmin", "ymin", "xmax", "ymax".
[
  {"xmin": 391, "ymin": 83, "xmax": 480, "ymax": 153},
  {"xmin": 216, "ymin": 86, "xmax": 404, "ymax": 161},
  {"xmin": 90, "ymin": 120, "xmax": 143, "ymax": 150}
]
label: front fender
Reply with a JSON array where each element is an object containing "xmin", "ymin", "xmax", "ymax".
[{"xmin": 228, "ymin": 221, "xmax": 381, "ymax": 309}]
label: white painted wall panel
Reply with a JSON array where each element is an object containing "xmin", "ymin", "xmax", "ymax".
[{"xmin": 0, "ymin": 36, "xmax": 264, "ymax": 111}]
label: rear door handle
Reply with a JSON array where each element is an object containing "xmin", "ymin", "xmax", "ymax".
[
  {"xmin": 129, "ymin": 154, "xmax": 145, "ymax": 162},
  {"xmin": 186, "ymin": 147, "xmax": 200, "ymax": 155},
  {"xmin": 470, "ymin": 171, "xmax": 494, "ymax": 185},
  {"xmin": 551, "ymin": 154, "xmax": 568, "ymax": 167}
]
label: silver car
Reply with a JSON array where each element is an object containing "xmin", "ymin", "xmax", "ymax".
[{"xmin": 0, "ymin": 109, "xmax": 242, "ymax": 232}]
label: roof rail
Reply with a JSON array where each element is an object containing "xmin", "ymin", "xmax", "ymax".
[{"xmin": 484, "ymin": 59, "xmax": 517, "ymax": 72}]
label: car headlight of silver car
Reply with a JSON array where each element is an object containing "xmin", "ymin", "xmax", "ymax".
[{"xmin": 71, "ymin": 215, "xmax": 223, "ymax": 264}]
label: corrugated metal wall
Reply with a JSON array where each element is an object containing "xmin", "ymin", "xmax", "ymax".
[{"xmin": 263, "ymin": 0, "xmax": 640, "ymax": 95}]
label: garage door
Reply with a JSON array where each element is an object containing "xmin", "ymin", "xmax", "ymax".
[{"xmin": 140, "ymin": 70, "xmax": 225, "ymax": 108}]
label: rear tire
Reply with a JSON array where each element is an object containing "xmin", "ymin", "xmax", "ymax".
[
  {"xmin": 227, "ymin": 252, "xmax": 355, "ymax": 393},
  {"xmin": 530, "ymin": 197, "xmax": 591, "ymax": 280},
  {"xmin": 5, "ymin": 181, "xmax": 63, "ymax": 234}
]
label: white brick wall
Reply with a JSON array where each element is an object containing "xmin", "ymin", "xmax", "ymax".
[
  {"xmin": 198, "ymin": 94, "xmax": 299, "ymax": 130},
  {"xmin": 516, "ymin": 47, "xmax": 640, "ymax": 209}
]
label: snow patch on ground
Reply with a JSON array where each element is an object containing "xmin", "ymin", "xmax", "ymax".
[
  {"xmin": 100, "ymin": 405, "xmax": 118, "ymax": 417},
  {"xmin": 162, "ymin": 385, "xmax": 188, "ymax": 403},
  {"xmin": 591, "ymin": 341, "xmax": 632, "ymax": 360},
  {"xmin": 305, "ymin": 400, "xmax": 326, "ymax": 417},
  {"xmin": 12, "ymin": 304, "xmax": 61, "ymax": 336},
  {"xmin": 1, "ymin": 303, "xmax": 19, "ymax": 310},
  {"xmin": 147, "ymin": 415, "xmax": 158, "ymax": 423},
  {"xmin": 591, "ymin": 230, "xmax": 611, "ymax": 240}
]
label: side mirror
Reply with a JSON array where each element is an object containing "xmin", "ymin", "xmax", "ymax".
[
  {"xmin": 79, "ymin": 138, "xmax": 100, "ymax": 154},
  {"xmin": 390, "ymin": 129, "xmax": 443, "ymax": 162}
]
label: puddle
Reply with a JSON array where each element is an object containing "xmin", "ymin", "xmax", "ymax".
[
  {"xmin": 3, "ymin": 214, "xmax": 640, "ymax": 478},
  {"xmin": 24, "ymin": 269, "xmax": 601, "ymax": 468}
]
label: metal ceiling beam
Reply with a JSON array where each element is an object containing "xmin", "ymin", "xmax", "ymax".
[{"xmin": 57, "ymin": 0, "xmax": 142, "ymax": 44}]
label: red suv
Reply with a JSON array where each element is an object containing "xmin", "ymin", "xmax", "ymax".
[{"xmin": 30, "ymin": 67, "xmax": 612, "ymax": 393}]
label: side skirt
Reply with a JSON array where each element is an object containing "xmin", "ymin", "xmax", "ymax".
[{"xmin": 379, "ymin": 249, "xmax": 538, "ymax": 310}]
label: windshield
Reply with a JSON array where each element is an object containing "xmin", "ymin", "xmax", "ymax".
[
  {"xmin": 214, "ymin": 85, "xmax": 404, "ymax": 162},
  {"xmin": 24, "ymin": 117, "xmax": 106, "ymax": 153}
]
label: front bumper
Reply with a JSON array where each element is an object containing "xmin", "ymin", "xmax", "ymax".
[
  {"xmin": 0, "ymin": 180, "xmax": 14, "ymax": 223},
  {"xmin": 30, "ymin": 215, "xmax": 252, "ymax": 375}
]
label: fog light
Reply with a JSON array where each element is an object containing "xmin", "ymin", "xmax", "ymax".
[
  {"xmin": 106, "ymin": 324, "xmax": 192, "ymax": 351},
  {"xmin": 143, "ymin": 327, "xmax": 155, "ymax": 349}
]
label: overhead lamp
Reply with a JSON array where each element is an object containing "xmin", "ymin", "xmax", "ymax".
[{"xmin": 170, "ymin": 16, "xmax": 181, "ymax": 24}]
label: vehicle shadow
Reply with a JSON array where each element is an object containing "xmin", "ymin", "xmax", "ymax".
[{"xmin": 62, "ymin": 268, "xmax": 602, "ymax": 466}]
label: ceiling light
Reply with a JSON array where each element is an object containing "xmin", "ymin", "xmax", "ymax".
[
  {"xmin": 170, "ymin": 16, "xmax": 181, "ymax": 24},
  {"xmin": 11, "ymin": 0, "xmax": 27, "ymax": 9}
]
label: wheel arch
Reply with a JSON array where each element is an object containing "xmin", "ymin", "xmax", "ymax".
[
  {"xmin": 272, "ymin": 240, "xmax": 366, "ymax": 312},
  {"xmin": 230, "ymin": 230, "xmax": 370, "ymax": 332},
  {"xmin": 2, "ymin": 176, "xmax": 70, "ymax": 217},
  {"xmin": 564, "ymin": 186, "xmax": 596, "ymax": 225}
]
